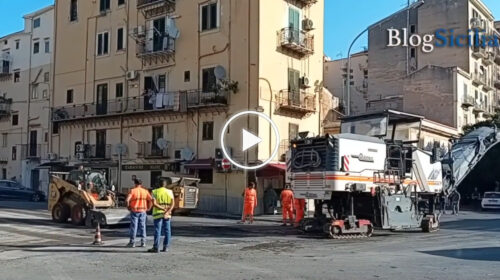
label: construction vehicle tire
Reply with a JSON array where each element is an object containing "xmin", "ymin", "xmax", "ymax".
[
  {"xmin": 422, "ymin": 217, "xmax": 439, "ymax": 233},
  {"xmin": 71, "ymin": 204, "xmax": 86, "ymax": 226},
  {"xmin": 52, "ymin": 203, "xmax": 70, "ymax": 223}
]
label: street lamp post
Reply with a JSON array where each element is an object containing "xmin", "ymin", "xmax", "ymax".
[{"xmin": 346, "ymin": 28, "xmax": 368, "ymax": 116}]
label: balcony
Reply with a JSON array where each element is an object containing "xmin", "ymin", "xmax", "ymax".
[
  {"xmin": 137, "ymin": 142, "xmax": 169, "ymax": 159},
  {"xmin": 85, "ymin": 144, "xmax": 112, "ymax": 160},
  {"xmin": 287, "ymin": 0, "xmax": 318, "ymax": 7},
  {"xmin": 462, "ymin": 96, "xmax": 475, "ymax": 108},
  {"xmin": 495, "ymin": 75, "xmax": 500, "ymax": 89},
  {"xmin": 276, "ymin": 90, "xmax": 316, "ymax": 118},
  {"xmin": 473, "ymin": 102, "xmax": 486, "ymax": 114},
  {"xmin": 483, "ymin": 77, "xmax": 494, "ymax": 91},
  {"xmin": 472, "ymin": 72, "xmax": 486, "ymax": 86},
  {"xmin": 278, "ymin": 28, "xmax": 314, "ymax": 57},
  {"xmin": 135, "ymin": 29, "xmax": 176, "ymax": 66},
  {"xmin": 137, "ymin": 0, "xmax": 175, "ymax": 19},
  {"xmin": 483, "ymin": 52, "xmax": 495, "ymax": 66},
  {"xmin": 472, "ymin": 46, "xmax": 487, "ymax": 59},
  {"xmin": 52, "ymin": 90, "xmax": 229, "ymax": 122},
  {"xmin": 0, "ymin": 97, "xmax": 12, "ymax": 117},
  {"xmin": 0, "ymin": 53, "xmax": 12, "ymax": 78},
  {"xmin": 20, "ymin": 144, "xmax": 47, "ymax": 160}
]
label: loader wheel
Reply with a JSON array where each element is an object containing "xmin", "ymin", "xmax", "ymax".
[
  {"xmin": 52, "ymin": 203, "xmax": 70, "ymax": 223},
  {"xmin": 71, "ymin": 204, "xmax": 86, "ymax": 226}
]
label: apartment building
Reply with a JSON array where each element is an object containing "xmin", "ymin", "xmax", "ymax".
[
  {"xmin": 51, "ymin": 0, "xmax": 325, "ymax": 214},
  {"xmin": 0, "ymin": 6, "xmax": 54, "ymax": 192},
  {"xmin": 366, "ymin": 0, "xmax": 499, "ymax": 132}
]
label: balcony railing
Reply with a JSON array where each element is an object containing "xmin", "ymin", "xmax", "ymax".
[
  {"xmin": 0, "ymin": 54, "xmax": 12, "ymax": 78},
  {"xmin": 85, "ymin": 144, "xmax": 112, "ymax": 160},
  {"xmin": 472, "ymin": 72, "xmax": 486, "ymax": 86},
  {"xmin": 484, "ymin": 77, "xmax": 494, "ymax": 91},
  {"xmin": 135, "ymin": 30, "xmax": 176, "ymax": 65},
  {"xmin": 0, "ymin": 98, "xmax": 12, "ymax": 117},
  {"xmin": 138, "ymin": 142, "xmax": 169, "ymax": 159},
  {"xmin": 472, "ymin": 46, "xmax": 487, "ymax": 59},
  {"xmin": 20, "ymin": 144, "xmax": 48, "ymax": 160},
  {"xmin": 137, "ymin": 0, "xmax": 175, "ymax": 19},
  {"xmin": 52, "ymin": 90, "xmax": 229, "ymax": 122},
  {"xmin": 462, "ymin": 96, "xmax": 475, "ymax": 108},
  {"xmin": 495, "ymin": 75, "xmax": 500, "ymax": 90},
  {"xmin": 276, "ymin": 90, "xmax": 316, "ymax": 115},
  {"xmin": 278, "ymin": 28, "xmax": 314, "ymax": 56},
  {"xmin": 473, "ymin": 101, "xmax": 487, "ymax": 113}
]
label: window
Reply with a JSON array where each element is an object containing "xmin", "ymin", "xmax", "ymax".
[
  {"xmin": 3, "ymin": 40, "xmax": 6, "ymax": 45},
  {"xmin": 2, "ymin": 133, "xmax": 7, "ymax": 147},
  {"xmin": 184, "ymin": 71, "xmax": 190, "ymax": 82},
  {"xmin": 288, "ymin": 68, "xmax": 300, "ymax": 93},
  {"xmin": 33, "ymin": 42, "xmax": 40, "ymax": 54},
  {"xmin": 410, "ymin": 25, "xmax": 416, "ymax": 34},
  {"xmin": 288, "ymin": 7, "xmax": 300, "ymax": 31},
  {"xmin": 100, "ymin": 0, "xmax": 110, "ymax": 12},
  {"xmin": 2, "ymin": 168, "xmax": 6, "ymax": 180},
  {"xmin": 44, "ymin": 132, "xmax": 48, "ymax": 143},
  {"xmin": 202, "ymin": 67, "xmax": 216, "ymax": 92},
  {"xmin": 32, "ymin": 87, "xmax": 38, "ymax": 99},
  {"xmin": 42, "ymin": 89, "xmax": 48, "ymax": 99},
  {"xmin": 464, "ymin": 83, "xmax": 468, "ymax": 98},
  {"xmin": 70, "ymin": 0, "xmax": 78, "ymax": 21},
  {"xmin": 44, "ymin": 40, "xmax": 50, "ymax": 53},
  {"xmin": 115, "ymin": 82, "xmax": 123, "ymax": 98},
  {"xmin": 117, "ymin": 28, "xmax": 125, "ymax": 51},
  {"xmin": 97, "ymin": 32, "xmax": 109, "ymax": 56},
  {"xmin": 33, "ymin": 18, "xmax": 41, "ymax": 28},
  {"xmin": 202, "ymin": 122, "xmax": 214, "ymax": 141},
  {"xmin": 11, "ymin": 146, "xmax": 16, "ymax": 161},
  {"xmin": 66, "ymin": 89, "xmax": 74, "ymax": 104},
  {"xmin": 12, "ymin": 114, "xmax": 18, "ymax": 126},
  {"xmin": 198, "ymin": 169, "xmax": 213, "ymax": 184},
  {"xmin": 44, "ymin": 72, "xmax": 49, "ymax": 82},
  {"xmin": 158, "ymin": 75, "xmax": 166, "ymax": 91},
  {"xmin": 201, "ymin": 2, "xmax": 218, "ymax": 31},
  {"xmin": 14, "ymin": 71, "xmax": 20, "ymax": 83},
  {"xmin": 15, "ymin": 40, "xmax": 19, "ymax": 49},
  {"xmin": 410, "ymin": 48, "xmax": 416, "ymax": 58},
  {"xmin": 289, "ymin": 123, "xmax": 299, "ymax": 140},
  {"xmin": 52, "ymin": 122, "xmax": 59, "ymax": 134},
  {"xmin": 118, "ymin": 0, "xmax": 125, "ymax": 6}
]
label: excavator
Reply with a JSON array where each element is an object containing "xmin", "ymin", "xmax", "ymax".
[
  {"xmin": 288, "ymin": 110, "xmax": 500, "ymax": 238},
  {"xmin": 48, "ymin": 167, "xmax": 200, "ymax": 227}
]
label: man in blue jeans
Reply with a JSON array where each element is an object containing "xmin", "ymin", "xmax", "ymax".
[
  {"xmin": 126, "ymin": 178, "xmax": 152, "ymax": 248},
  {"xmin": 148, "ymin": 178, "xmax": 174, "ymax": 253}
]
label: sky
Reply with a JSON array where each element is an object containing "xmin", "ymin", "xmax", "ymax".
[{"xmin": 1, "ymin": 0, "xmax": 500, "ymax": 58}]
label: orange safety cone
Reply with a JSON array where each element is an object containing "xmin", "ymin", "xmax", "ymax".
[{"xmin": 92, "ymin": 223, "xmax": 104, "ymax": 246}]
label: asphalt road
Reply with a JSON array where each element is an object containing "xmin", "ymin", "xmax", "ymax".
[{"xmin": 0, "ymin": 200, "xmax": 499, "ymax": 280}]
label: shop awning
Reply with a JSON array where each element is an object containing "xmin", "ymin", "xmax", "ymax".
[
  {"xmin": 184, "ymin": 159, "xmax": 213, "ymax": 170},
  {"xmin": 257, "ymin": 162, "xmax": 287, "ymax": 177}
]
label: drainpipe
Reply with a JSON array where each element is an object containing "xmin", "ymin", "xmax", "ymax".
[{"xmin": 258, "ymin": 78, "xmax": 273, "ymax": 157}]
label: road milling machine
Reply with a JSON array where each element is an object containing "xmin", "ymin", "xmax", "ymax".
[{"xmin": 288, "ymin": 110, "xmax": 500, "ymax": 239}]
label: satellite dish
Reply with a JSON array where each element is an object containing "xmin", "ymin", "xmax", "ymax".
[
  {"xmin": 115, "ymin": 144, "xmax": 128, "ymax": 156},
  {"xmin": 156, "ymin": 138, "xmax": 169, "ymax": 150},
  {"xmin": 214, "ymin": 65, "xmax": 227, "ymax": 80},
  {"xmin": 181, "ymin": 147, "xmax": 194, "ymax": 161},
  {"xmin": 166, "ymin": 18, "xmax": 180, "ymax": 39}
]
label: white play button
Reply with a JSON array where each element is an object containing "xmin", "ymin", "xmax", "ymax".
[{"xmin": 242, "ymin": 129, "xmax": 262, "ymax": 151}]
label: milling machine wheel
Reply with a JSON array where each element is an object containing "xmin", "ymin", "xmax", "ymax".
[
  {"xmin": 422, "ymin": 217, "xmax": 439, "ymax": 233},
  {"xmin": 366, "ymin": 225, "xmax": 374, "ymax": 237},
  {"xmin": 52, "ymin": 203, "xmax": 70, "ymax": 223},
  {"xmin": 71, "ymin": 204, "xmax": 87, "ymax": 226},
  {"xmin": 328, "ymin": 225, "xmax": 342, "ymax": 239}
]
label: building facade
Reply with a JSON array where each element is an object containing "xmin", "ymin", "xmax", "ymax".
[
  {"xmin": 367, "ymin": 0, "xmax": 500, "ymax": 131},
  {"xmin": 0, "ymin": 6, "xmax": 54, "ymax": 192},
  {"xmin": 52, "ymin": 0, "xmax": 325, "ymax": 214}
]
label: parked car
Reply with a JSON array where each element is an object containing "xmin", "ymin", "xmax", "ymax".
[
  {"xmin": 0, "ymin": 180, "xmax": 45, "ymax": 202},
  {"xmin": 481, "ymin": 192, "xmax": 500, "ymax": 210}
]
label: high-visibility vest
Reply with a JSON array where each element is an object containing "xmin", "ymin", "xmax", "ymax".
[
  {"xmin": 244, "ymin": 188, "xmax": 257, "ymax": 207},
  {"xmin": 129, "ymin": 186, "xmax": 151, "ymax": 212},
  {"xmin": 152, "ymin": 187, "xmax": 174, "ymax": 219}
]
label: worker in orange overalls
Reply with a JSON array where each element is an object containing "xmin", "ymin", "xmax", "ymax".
[
  {"xmin": 294, "ymin": 198, "xmax": 306, "ymax": 228},
  {"xmin": 241, "ymin": 182, "xmax": 258, "ymax": 224},
  {"xmin": 280, "ymin": 184, "xmax": 294, "ymax": 226}
]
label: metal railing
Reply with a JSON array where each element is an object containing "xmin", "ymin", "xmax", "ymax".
[
  {"xmin": 52, "ymin": 90, "xmax": 229, "ymax": 122},
  {"xmin": 462, "ymin": 95, "xmax": 475, "ymax": 107},
  {"xmin": 472, "ymin": 46, "xmax": 487, "ymax": 59},
  {"xmin": 278, "ymin": 28, "xmax": 314, "ymax": 55},
  {"xmin": 136, "ymin": 29, "xmax": 176, "ymax": 57},
  {"xmin": 472, "ymin": 72, "xmax": 486, "ymax": 85},
  {"xmin": 137, "ymin": 142, "xmax": 169, "ymax": 159},
  {"xmin": 0, "ymin": 55, "xmax": 11, "ymax": 76},
  {"xmin": 20, "ymin": 144, "xmax": 48, "ymax": 160},
  {"xmin": 276, "ymin": 90, "xmax": 316, "ymax": 113},
  {"xmin": 85, "ymin": 144, "xmax": 112, "ymax": 160},
  {"xmin": 0, "ymin": 98, "xmax": 12, "ymax": 116},
  {"xmin": 137, "ymin": 0, "xmax": 174, "ymax": 8}
]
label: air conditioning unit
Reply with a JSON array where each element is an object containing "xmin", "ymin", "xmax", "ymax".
[
  {"xmin": 48, "ymin": 153, "xmax": 58, "ymax": 161},
  {"xmin": 76, "ymin": 144, "xmax": 86, "ymax": 153},
  {"xmin": 134, "ymin": 25, "xmax": 146, "ymax": 37},
  {"xmin": 302, "ymin": 19, "xmax": 314, "ymax": 31},
  {"xmin": 300, "ymin": 76, "xmax": 310, "ymax": 88},
  {"xmin": 126, "ymin": 70, "xmax": 138, "ymax": 81}
]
